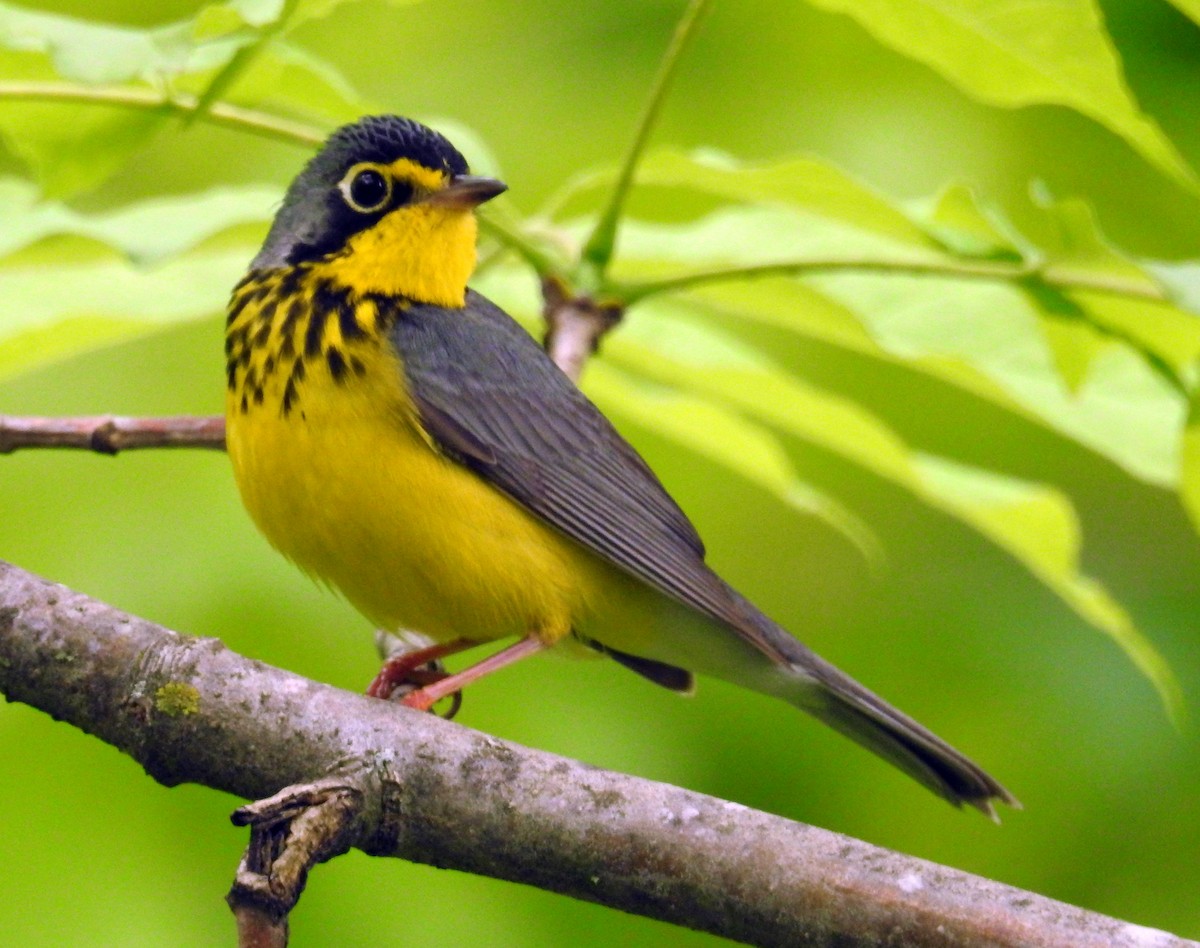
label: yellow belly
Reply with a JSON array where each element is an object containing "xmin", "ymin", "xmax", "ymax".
[{"xmin": 225, "ymin": 339, "xmax": 605, "ymax": 644}]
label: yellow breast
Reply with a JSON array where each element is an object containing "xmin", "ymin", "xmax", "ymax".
[{"xmin": 224, "ymin": 272, "xmax": 604, "ymax": 644}]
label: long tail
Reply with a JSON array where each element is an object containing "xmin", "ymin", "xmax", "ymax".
[{"xmin": 729, "ymin": 590, "xmax": 1018, "ymax": 818}]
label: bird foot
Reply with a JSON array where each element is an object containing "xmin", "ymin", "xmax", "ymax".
[{"xmin": 367, "ymin": 645, "xmax": 464, "ymax": 719}]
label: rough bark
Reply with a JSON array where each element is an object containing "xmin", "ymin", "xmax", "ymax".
[{"xmin": 1, "ymin": 560, "xmax": 1192, "ymax": 948}]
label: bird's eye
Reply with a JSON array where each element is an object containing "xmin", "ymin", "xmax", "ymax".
[{"xmin": 339, "ymin": 164, "xmax": 392, "ymax": 213}]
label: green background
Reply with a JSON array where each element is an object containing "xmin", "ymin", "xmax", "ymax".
[{"xmin": 2, "ymin": 0, "xmax": 1199, "ymax": 945}]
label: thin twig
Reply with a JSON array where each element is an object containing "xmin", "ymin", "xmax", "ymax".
[
  {"xmin": 0, "ymin": 81, "xmax": 323, "ymax": 147},
  {"xmin": 541, "ymin": 276, "xmax": 623, "ymax": 381},
  {"xmin": 478, "ymin": 213, "xmax": 565, "ymax": 278},
  {"xmin": 579, "ymin": 0, "xmax": 713, "ymax": 278},
  {"xmin": 1, "ymin": 560, "xmax": 1193, "ymax": 948},
  {"xmin": 0, "ymin": 415, "xmax": 225, "ymax": 454},
  {"xmin": 612, "ymin": 257, "xmax": 1170, "ymax": 304}
]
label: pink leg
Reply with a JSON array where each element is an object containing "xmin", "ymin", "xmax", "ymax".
[
  {"xmin": 401, "ymin": 636, "xmax": 548, "ymax": 712},
  {"xmin": 366, "ymin": 637, "xmax": 478, "ymax": 700}
]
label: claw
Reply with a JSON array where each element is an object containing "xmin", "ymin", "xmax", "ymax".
[{"xmin": 366, "ymin": 638, "xmax": 472, "ymax": 718}]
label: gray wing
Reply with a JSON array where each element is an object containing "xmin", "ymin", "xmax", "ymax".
[
  {"xmin": 388, "ymin": 290, "xmax": 769, "ymax": 648},
  {"xmin": 390, "ymin": 295, "xmax": 1017, "ymax": 812}
]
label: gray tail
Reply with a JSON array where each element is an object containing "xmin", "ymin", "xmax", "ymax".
[{"xmin": 732, "ymin": 593, "xmax": 1018, "ymax": 817}]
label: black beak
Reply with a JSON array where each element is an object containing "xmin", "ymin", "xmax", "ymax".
[{"xmin": 426, "ymin": 174, "xmax": 508, "ymax": 208}]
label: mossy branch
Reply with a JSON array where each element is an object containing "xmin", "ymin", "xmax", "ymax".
[{"xmin": 2, "ymin": 560, "xmax": 1192, "ymax": 948}]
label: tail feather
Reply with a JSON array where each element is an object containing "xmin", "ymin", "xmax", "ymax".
[
  {"xmin": 725, "ymin": 589, "xmax": 1017, "ymax": 816},
  {"xmin": 798, "ymin": 650, "xmax": 1018, "ymax": 817}
]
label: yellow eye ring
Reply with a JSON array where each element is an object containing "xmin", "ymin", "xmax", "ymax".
[{"xmin": 338, "ymin": 162, "xmax": 393, "ymax": 214}]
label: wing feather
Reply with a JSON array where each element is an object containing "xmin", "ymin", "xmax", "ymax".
[{"xmin": 388, "ymin": 291, "xmax": 772, "ymax": 649}]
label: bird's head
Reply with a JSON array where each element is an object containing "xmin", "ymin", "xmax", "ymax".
[{"xmin": 253, "ymin": 115, "xmax": 506, "ymax": 307}]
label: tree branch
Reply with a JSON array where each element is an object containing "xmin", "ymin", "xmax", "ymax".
[
  {"xmin": 541, "ymin": 276, "xmax": 624, "ymax": 382},
  {"xmin": 0, "ymin": 414, "xmax": 226, "ymax": 453},
  {"xmin": 0, "ymin": 560, "xmax": 1192, "ymax": 948}
]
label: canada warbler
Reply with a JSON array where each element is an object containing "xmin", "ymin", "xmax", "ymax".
[{"xmin": 225, "ymin": 115, "xmax": 1014, "ymax": 816}]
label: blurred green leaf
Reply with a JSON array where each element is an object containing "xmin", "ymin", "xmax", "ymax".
[
  {"xmin": 583, "ymin": 359, "xmax": 880, "ymax": 562},
  {"xmin": 909, "ymin": 184, "xmax": 1023, "ymax": 260},
  {"xmin": 1148, "ymin": 260, "xmax": 1200, "ymax": 314},
  {"xmin": 605, "ymin": 204, "xmax": 947, "ymax": 275},
  {"xmin": 210, "ymin": 40, "xmax": 368, "ymax": 122},
  {"xmin": 187, "ymin": 0, "xmax": 416, "ymax": 122},
  {"xmin": 0, "ymin": 243, "xmax": 248, "ymax": 382},
  {"xmin": 1035, "ymin": 300, "xmax": 1111, "ymax": 395},
  {"xmin": 0, "ymin": 0, "xmax": 274, "ymax": 85},
  {"xmin": 1034, "ymin": 190, "xmax": 1163, "ymax": 298},
  {"xmin": 597, "ymin": 296, "xmax": 1179, "ymax": 715},
  {"xmin": 1070, "ymin": 291, "xmax": 1200, "ymax": 381},
  {"xmin": 0, "ymin": 0, "xmax": 251, "ymax": 195},
  {"xmin": 591, "ymin": 200, "xmax": 1186, "ymax": 486},
  {"xmin": 0, "ymin": 180, "xmax": 271, "ymax": 380},
  {"xmin": 0, "ymin": 1, "xmax": 352, "ymax": 193},
  {"xmin": 0, "ymin": 66, "xmax": 165, "ymax": 196},
  {"xmin": 1164, "ymin": 0, "xmax": 1200, "ymax": 27},
  {"xmin": 289, "ymin": 0, "xmax": 423, "ymax": 27},
  {"xmin": 0, "ymin": 177, "xmax": 276, "ymax": 263},
  {"xmin": 1182, "ymin": 396, "xmax": 1200, "ymax": 536},
  {"xmin": 914, "ymin": 454, "xmax": 1184, "ymax": 725},
  {"xmin": 550, "ymin": 149, "xmax": 936, "ymax": 248},
  {"xmin": 191, "ymin": 0, "xmax": 285, "ymax": 41},
  {"xmin": 809, "ymin": 271, "xmax": 1187, "ymax": 487},
  {"xmin": 804, "ymin": 0, "xmax": 1198, "ymax": 193}
]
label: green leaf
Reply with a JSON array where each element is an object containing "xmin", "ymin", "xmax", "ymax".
[
  {"xmin": 909, "ymin": 184, "xmax": 1023, "ymax": 260},
  {"xmin": 1070, "ymin": 290, "xmax": 1200, "ymax": 382},
  {"xmin": 288, "ymin": 0, "xmax": 423, "ymax": 28},
  {"xmin": 662, "ymin": 268, "xmax": 1184, "ymax": 488},
  {"xmin": 1148, "ymin": 260, "xmax": 1200, "ymax": 314},
  {"xmin": 187, "ymin": 0, "xmax": 393, "ymax": 123},
  {"xmin": 1164, "ymin": 0, "xmax": 1200, "ymax": 27},
  {"xmin": 0, "ymin": 1, "xmax": 348, "ymax": 193},
  {"xmin": 804, "ymin": 0, "xmax": 1198, "ymax": 193},
  {"xmin": 0, "ymin": 67, "xmax": 165, "ymax": 196},
  {"xmin": 809, "ymin": 271, "xmax": 1187, "ymax": 487},
  {"xmin": 0, "ymin": 0, "xmax": 270, "ymax": 86},
  {"xmin": 604, "ymin": 204, "xmax": 946, "ymax": 277},
  {"xmin": 208, "ymin": 40, "xmax": 368, "ymax": 123},
  {"xmin": 1182, "ymin": 394, "xmax": 1200, "ymax": 536},
  {"xmin": 0, "ymin": 243, "xmax": 250, "ymax": 383},
  {"xmin": 0, "ymin": 1, "xmax": 269, "ymax": 195},
  {"xmin": 191, "ymin": 0, "xmax": 288, "ymax": 37},
  {"xmin": 1033, "ymin": 189, "xmax": 1163, "ymax": 298},
  {"xmin": 592, "ymin": 199, "xmax": 1187, "ymax": 486},
  {"xmin": 612, "ymin": 300, "xmax": 1180, "ymax": 720},
  {"xmin": 549, "ymin": 149, "xmax": 936, "ymax": 249},
  {"xmin": 0, "ymin": 177, "xmax": 276, "ymax": 264},
  {"xmin": 0, "ymin": 180, "xmax": 274, "ymax": 380},
  {"xmin": 582, "ymin": 359, "xmax": 880, "ymax": 563},
  {"xmin": 1034, "ymin": 297, "xmax": 1111, "ymax": 394},
  {"xmin": 914, "ymin": 454, "xmax": 1184, "ymax": 726}
]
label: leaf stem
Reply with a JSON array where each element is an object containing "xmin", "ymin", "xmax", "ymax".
[
  {"xmin": 612, "ymin": 257, "xmax": 1170, "ymax": 304},
  {"xmin": 0, "ymin": 81, "xmax": 323, "ymax": 147},
  {"xmin": 578, "ymin": 0, "xmax": 712, "ymax": 280},
  {"xmin": 478, "ymin": 213, "xmax": 563, "ymax": 278}
]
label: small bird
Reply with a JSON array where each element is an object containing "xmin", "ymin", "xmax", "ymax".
[{"xmin": 224, "ymin": 115, "xmax": 1014, "ymax": 816}]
